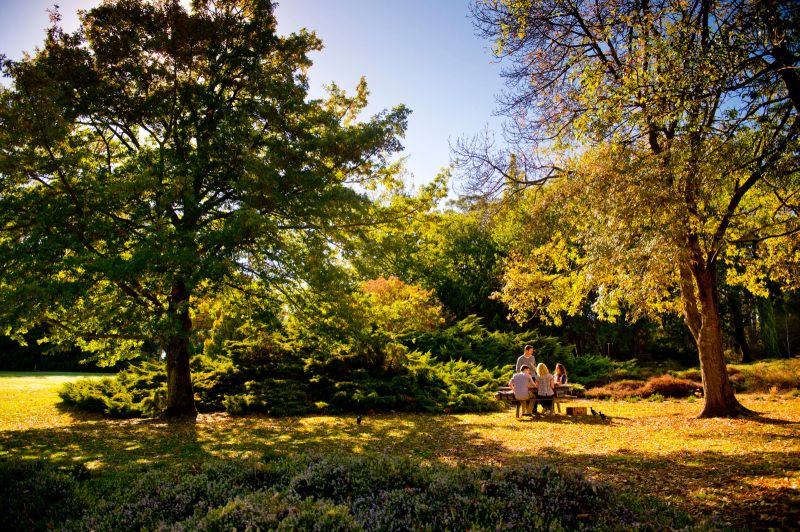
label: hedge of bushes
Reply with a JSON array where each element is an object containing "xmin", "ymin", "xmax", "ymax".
[
  {"xmin": 403, "ymin": 315, "xmax": 623, "ymax": 385},
  {"xmin": 59, "ymin": 356, "xmax": 235, "ymax": 417},
  {"xmin": 60, "ymin": 315, "xmax": 640, "ymax": 418},
  {"xmin": 60, "ymin": 346, "xmax": 505, "ymax": 417},
  {"xmin": 0, "ymin": 454, "xmax": 692, "ymax": 531}
]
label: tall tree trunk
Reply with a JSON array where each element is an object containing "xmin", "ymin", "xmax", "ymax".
[
  {"xmin": 164, "ymin": 280, "xmax": 197, "ymax": 418},
  {"xmin": 680, "ymin": 262, "xmax": 751, "ymax": 417}
]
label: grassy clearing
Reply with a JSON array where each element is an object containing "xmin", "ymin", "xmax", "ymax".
[
  {"xmin": 1, "ymin": 374, "xmax": 799, "ymax": 528},
  {"xmin": 0, "ymin": 372, "xmax": 110, "ymax": 431}
]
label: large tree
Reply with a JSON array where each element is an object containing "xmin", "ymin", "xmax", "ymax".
[
  {"xmin": 463, "ymin": 0, "xmax": 800, "ymax": 416},
  {"xmin": 0, "ymin": 0, "xmax": 408, "ymax": 417}
]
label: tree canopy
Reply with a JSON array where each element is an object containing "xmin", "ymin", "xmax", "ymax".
[
  {"xmin": 0, "ymin": 0, "xmax": 409, "ymax": 416},
  {"xmin": 462, "ymin": 0, "xmax": 800, "ymax": 416}
]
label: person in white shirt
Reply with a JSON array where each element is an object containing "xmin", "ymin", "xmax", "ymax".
[{"xmin": 508, "ymin": 365, "xmax": 536, "ymax": 415}]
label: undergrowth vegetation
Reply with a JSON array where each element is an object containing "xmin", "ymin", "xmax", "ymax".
[
  {"xmin": 587, "ymin": 375, "xmax": 703, "ymax": 400},
  {"xmin": 59, "ymin": 308, "xmax": 800, "ymax": 417},
  {"xmin": 60, "ymin": 322, "xmax": 512, "ymax": 417},
  {"xmin": 0, "ymin": 454, "xmax": 691, "ymax": 531}
]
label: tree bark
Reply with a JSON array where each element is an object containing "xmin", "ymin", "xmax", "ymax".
[
  {"xmin": 164, "ymin": 280, "xmax": 197, "ymax": 418},
  {"xmin": 688, "ymin": 265, "xmax": 752, "ymax": 417}
]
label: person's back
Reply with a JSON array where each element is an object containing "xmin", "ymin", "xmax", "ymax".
[
  {"xmin": 534, "ymin": 363, "xmax": 556, "ymax": 415},
  {"xmin": 537, "ymin": 372, "xmax": 555, "ymax": 396},
  {"xmin": 509, "ymin": 370, "xmax": 535, "ymax": 400}
]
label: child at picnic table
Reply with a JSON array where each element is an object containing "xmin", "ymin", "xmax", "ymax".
[
  {"xmin": 534, "ymin": 363, "xmax": 556, "ymax": 415},
  {"xmin": 508, "ymin": 365, "xmax": 536, "ymax": 416},
  {"xmin": 554, "ymin": 363, "xmax": 568, "ymax": 385}
]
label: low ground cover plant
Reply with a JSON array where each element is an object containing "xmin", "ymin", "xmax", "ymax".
[
  {"xmin": 0, "ymin": 459, "xmax": 86, "ymax": 531},
  {"xmin": 0, "ymin": 454, "xmax": 691, "ymax": 531}
]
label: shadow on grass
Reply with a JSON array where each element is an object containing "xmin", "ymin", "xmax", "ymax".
[
  {"xmin": 0, "ymin": 408, "xmax": 798, "ymax": 529},
  {"xmin": 745, "ymin": 412, "xmax": 800, "ymax": 427}
]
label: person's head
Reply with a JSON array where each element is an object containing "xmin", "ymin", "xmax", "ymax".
[
  {"xmin": 555, "ymin": 363, "xmax": 566, "ymax": 375},
  {"xmin": 524, "ymin": 344, "xmax": 534, "ymax": 357},
  {"xmin": 536, "ymin": 363, "xmax": 549, "ymax": 376},
  {"xmin": 521, "ymin": 365, "xmax": 531, "ymax": 375}
]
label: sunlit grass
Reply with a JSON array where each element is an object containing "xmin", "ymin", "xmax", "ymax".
[
  {"xmin": 0, "ymin": 372, "xmax": 110, "ymax": 431},
  {"xmin": 0, "ymin": 374, "xmax": 798, "ymax": 527}
]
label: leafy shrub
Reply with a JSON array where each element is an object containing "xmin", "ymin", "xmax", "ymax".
[
  {"xmin": 59, "ymin": 356, "xmax": 235, "ymax": 418},
  {"xmin": 190, "ymin": 354, "xmax": 237, "ymax": 412},
  {"xmin": 0, "ymin": 459, "xmax": 86, "ymax": 531},
  {"xmin": 306, "ymin": 348, "xmax": 503, "ymax": 415},
  {"xmin": 729, "ymin": 371, "xmax": 747, "ymax": 392},
  {"xmin": 404, "ymin": 315, "xmax": 573, "ymax": 371},
  {"xmin": 361, "ymin": 276, "xmax": 445, "ymax": 334},
  {"xmin": 732, "ymin": 358, "xmax": 800, "ymax": 392},
  {"xmin": 586, "ymin": 380, "xmax": 646, "ymax": 399},
  {"xmin": 639, "ymin": 375, "xmax": 703, "ymax": 399},
  {"xmin": 59, "ymin": 377, "xmax": 132, "ymax": 414},
  {"xmin": 569, "ymin": 382, "xmax": 586, "ymax": 396},
  {"xmin": 672, "ymin": 368, "xmax": 702, "ymax": 382},
  {"xmin": 64, "ymin": 454, "xmax": 691, "ymax": 531},
  {"xmin": 404, "ymin": 315, "xmax": 626, "ymax": 386},
  {"xmin": 63, "ymin": 336, "xmax": 504, "ymax": 417},
  {"xmin": 565, "ymin": 353, "xmax": 630, "ymax": 386},
  {"xmin": 588, "ymin": 375, "xmax": 702, "ymax": 400},
  {"xmin": 224, "ymin": 379, "xmax": 309, "ymax": 417}
]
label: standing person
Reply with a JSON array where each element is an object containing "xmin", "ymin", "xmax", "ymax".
[
  {"xmin": 508, "ymin": 365, "xmax": 536, "ymax": 416},
  {"xmin": 554, "ymin": 363, "xmax": 568, "ymax": 384},
  {"xmin": 534, "ymin": 363, "xmax": 556, "ymax": 415},
  {"xmin": 516, "ymin": 345, "xmax": 537, "ymax": 373}
]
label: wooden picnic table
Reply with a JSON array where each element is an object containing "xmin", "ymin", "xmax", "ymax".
[{"xmin": 495, "ymin": 384, "xmax": 575, "ymax": 417}]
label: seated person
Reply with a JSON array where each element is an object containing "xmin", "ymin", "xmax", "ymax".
[
  {"xmin": 508, "ymin": 365, "xmax": 536, "ymax": 415},
  {"xmin": 554, "ymin": 363, "xmax": 568, "ymax": 385},
  {"xmin": 534, "ymin": 363, "xmax": 556, "ymax": 414}
]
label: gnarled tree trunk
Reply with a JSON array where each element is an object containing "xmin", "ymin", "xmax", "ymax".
[
  {"xmin": 164, "ymin": 280, "xmax": 197, "ymax": 418},
  {"xmin": 680, "ymin": 261, "xmax": 751, "ymax": 417}
]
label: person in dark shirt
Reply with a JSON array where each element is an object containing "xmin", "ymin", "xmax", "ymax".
[{"xmin": 554, "ymin": 363, "xmax": 568, "ymax": 384}]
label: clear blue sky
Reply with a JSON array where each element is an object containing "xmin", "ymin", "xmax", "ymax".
[{"xmin": 0, "ymin": 0, "xmax": 504, "ymax": 188}]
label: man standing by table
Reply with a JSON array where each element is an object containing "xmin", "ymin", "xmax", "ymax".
[{"xmin": 516, "ymin": 344, "xmax": 537, "ymax": 373}]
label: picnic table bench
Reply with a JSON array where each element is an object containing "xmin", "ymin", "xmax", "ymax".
[{"xmin": 495, "ymin": 384, "xmax": 579, "ymax": 417}]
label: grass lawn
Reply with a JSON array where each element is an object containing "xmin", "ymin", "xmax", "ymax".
[{"xmin": 1, "ymin": 374, "xmax": 799, "ymax": 528}]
